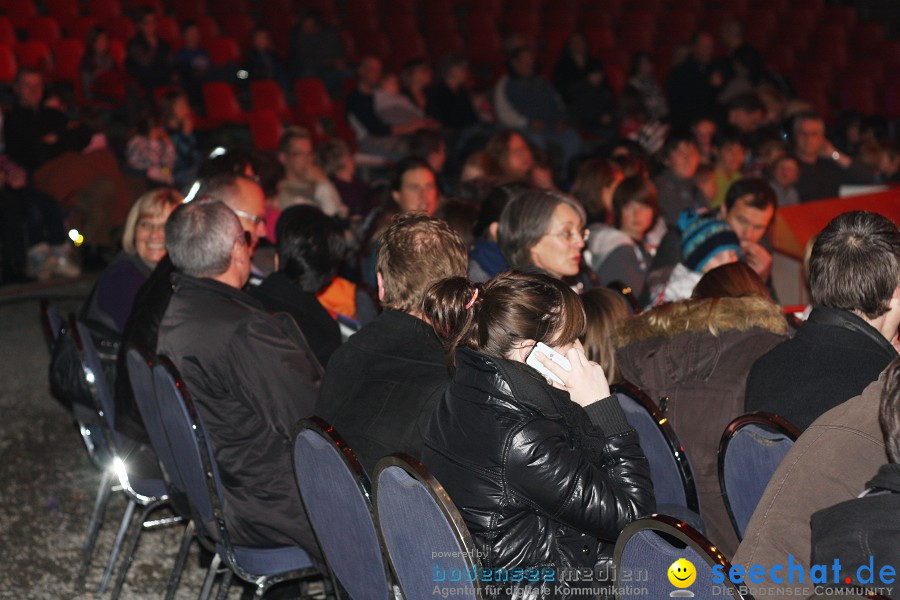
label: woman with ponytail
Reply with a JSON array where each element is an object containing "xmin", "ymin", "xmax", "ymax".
[{"xmin": 421, "ymin": 271, "xmax": 655, "ymax": 599}]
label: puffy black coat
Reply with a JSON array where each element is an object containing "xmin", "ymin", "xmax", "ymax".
[{"xmin": 422, "ymin": 347, "xmax": 655, "ymax": 599}]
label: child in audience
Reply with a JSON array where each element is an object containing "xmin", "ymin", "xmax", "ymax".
[
  {"xmin": 712, "ymin": 132, "xmax": 746, "ymax": 209},
  {"xmin": 126, "ymin": 112, "xmax": 175, "ymax": 186}
]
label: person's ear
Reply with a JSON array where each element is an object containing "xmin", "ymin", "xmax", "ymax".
[
  {"xmin": 376, "ymin": 272, "xmax": 385, "ymax": 302},
  {"xmin": 512, "ymin": 339, "xmax": 537, "ymax": 363},
  {"xmin": 273, "ymin": 253, "xmax": 280, "ymax": 272},
  {"xmin": 720, "ymin": 204, "xmax": 728, "ymax": 220},
  {"xmin": 488, "ymin": 222, "xmax": 499, "ymax": 242}
]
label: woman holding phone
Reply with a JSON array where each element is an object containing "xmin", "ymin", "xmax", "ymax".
[{"xmin": 421, "ymin": 271, "xmax": 655, "ymax": 599}]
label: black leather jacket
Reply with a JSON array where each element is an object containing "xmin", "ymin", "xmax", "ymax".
[{"xmin": 422, "ymin": 348, "xmax": 655, "ymax": 598}]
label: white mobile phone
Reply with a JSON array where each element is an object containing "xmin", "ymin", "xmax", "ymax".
[{"xmin": 526, "ymin": 342, "xmax": 571, "ymax": 385}]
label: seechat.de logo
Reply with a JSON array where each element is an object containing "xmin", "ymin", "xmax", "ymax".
[{"xmin": 668, "ymin": 558, "xmax": 697, "ymax": 598}]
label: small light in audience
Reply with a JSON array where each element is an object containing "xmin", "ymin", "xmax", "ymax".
[
  {"xmin": 209, "ymin": 146, "xmax": 227, "ymax": 158},
  {"xmin": 184, "ymin": 181, "xmax": 201, "ymax": 202},
  {"xmin": 237, "ymin": 70, "xmax": 249, "ymax": 80},
  {"xmin": 68, "ymin": 229, "xmax": 84, "ymax": 246}
]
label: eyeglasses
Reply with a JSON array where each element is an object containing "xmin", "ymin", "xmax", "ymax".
[
  {"xmin": 545, "ymin": 228, "xmax": 590, "ymax": 243},
  {"xmin": 136, "ymin": 220, "xmax": 166, "ymax": 233},
  {"xmin": 232, "ymin": 208, "xmax": 265, "ymax": 225}
]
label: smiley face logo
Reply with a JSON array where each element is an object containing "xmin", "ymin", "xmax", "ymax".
[{"xmin": 668, "ymin": 558, "xmax": 696, "ymax": 588}]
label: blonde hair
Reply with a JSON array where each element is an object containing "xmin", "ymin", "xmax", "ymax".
[
  {"xmin": 581, "ymin": 288, "xmax": 630, "ymax": 384},
  {"xmin": 121, "ymin": 188, "xmax": 184, "ymax": 255}
]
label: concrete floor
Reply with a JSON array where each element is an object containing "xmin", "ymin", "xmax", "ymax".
[{"xmin": 0, "ymin": 284, "xmax": 245, "ymax": 599}]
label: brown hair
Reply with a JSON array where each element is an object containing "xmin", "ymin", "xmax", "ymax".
[
  {"xmin": 422, "ymin": 271, "xmax": 586, "ymax": 368},
  {"xmin": 808, "ymin": 211, "xmax": 900, "ymax": 319},
  {"xmin": 692, "ymin": 261, "xmax": 771, "ymax": 301},
  {"xmin": 612, "ymin": 175, "xmax": 659, "ymax": 229},
  {"xmin": 376, "ymin": 214, "xmax": 468, "ymax": 313},
  {"xmin": 880, "ymin": 357, "xmax": 900, "ymax": 463},
  {"xmin": 498, "ymin": 189, "xmax": 586, "ymax": 269},
  {"xmin": 571, "ymin": 158, "xmax": 623, "ymax": 224},
  {"xmin": 580, "ymin": 288, "xmax": 630, "ymax": 384}
]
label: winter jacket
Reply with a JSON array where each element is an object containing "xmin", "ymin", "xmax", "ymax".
[
  {"xmin": 615, "ymin": 296, "xmax": 789, "ymax": 558},
  {"xmin": 422, "ymin": 347, "xmax": 655, "ymax": 599}
]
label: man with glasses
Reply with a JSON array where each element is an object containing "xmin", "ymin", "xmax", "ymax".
[{"xmin": 156, "ymin": 200, "xmax": 323, "ymax": 563}]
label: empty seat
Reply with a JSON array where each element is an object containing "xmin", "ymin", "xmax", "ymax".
[
  {"xmin": 6, "ymin": 0, "xmax": 38, "ymax": 29},
  {"xmin": 249, "ymin": 108, "xmax": 283, "ymax": 151},
  {"xmin": 0, "ymin": 17, "xmax": 15, "ymax": 46},
  {"xmin": 45, "ymin": 0, "xmax": 80, "ymax": 21},
  {"xmin": 85, "ymin": 0, "xmax": 122, "ymax": 21},
  {"xmin": 16, "ymin": 40, "xmax": 53, "ymax": 71},
  {"xmin": 156, "ymin": 15, "xmax": 181, "ymax": 49},
  {"xmin": 0, "ymin": 43, "xmax": 17, "ymax": 83},
  {"xmin": 220, "ymin": 14, "xmax": 256, "ymax": 46},
  {"xmin": 66, "ymin": 17, "xmax": 99, "ymax": 43},
  {"xmin": 27, "ymin": 17, "xmax": 63, "ymax": 45},
  {"xmin": 103, "ymin": 16, "xmax": 136, "ymax": 44},
  {"xmin": 250, "ymin": 79, "xmax": 293, "ymax": 122},
  {"xmin": 202, "ymin": 81, "xmax": 248, "ymax": 125},
  {"xmin": 206, "ymin": 36, "xmax": 241, "ymax": 67},
  {"xmin": 294, "ymin": 77, "xmax": 332, "ymax": 120},
  {"xmin": 53, "ymin": 38, "xmax": 85, "ymax": 84}
]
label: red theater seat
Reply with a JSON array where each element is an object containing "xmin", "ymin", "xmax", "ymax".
[
  {"xmin": 202, "ymin": 81, "xmax": 248, "ymax": 125},
  {"xmin": 45, "ymin": 0, "xmax": 80, "ymax": 21},
  {"xmin": 249, "ymin": 108, "xmax": 283, "ymax": 151},
  {"xmin": 0, "ymin": 17, "xmax": 15, "ymax": 46},
  {"xmin": 294, "ymin": 77, "xmax": 333, "ymax": 121},
  {"xmin": 27, "ymin": 17, "xmax": 63, "ymax": 45},
  {"xmin": 0, "ymin": 44, "xmax": 17, "ymax": 83},
  {"xmin": 250, "ymin": 79, "xmax": 293, "ymax": 123},
  {"xmin": 16, "ymin": 40, "xmax": 53, "ymax": 71},
  {"xmin": 207, "ymin": 37, "xmax": 241, "ymax": 67},
  {"xmin": 6, "ymin": 0, "xmax": 38, "ymax": 30},
  {"xmin": 85, "ymin": 0, "xmax": 122, "ymax": 21},
  {"xmin": 220, "ymin": 14, "xmax": 256, "ymax": 47},
  {"xmin": 53, "ymin": 38, "xmax": 85, "ymax": 84},
  {"xmin": 66, "ymin": 17, "xmax": 99, "ymax": 43},
  {"xmin": 104, "ymin": 16, "xmax": 136, "ymax": 44}
]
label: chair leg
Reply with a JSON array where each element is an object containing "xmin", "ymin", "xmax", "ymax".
[
  {"xmin": 166, "ymin": 521, "xmax": 194, "ymax": 600},
  {"xmin": 110, "ymin": 500, "xmax": 164, "ymax": 600},
  {"xmin": 98, "ymin": 498, "xmax": 136, "ymax": 595},
  {"xmin": 199, "ymin": 552, "xmax": 221, "ymax": 600},
  {"xmin": 78, "ymin": 468, "xmax": 115, "ymax": 583},
  {"xmin": 214, "ymin": 570, "xmax": 233, "ymax": 600}
]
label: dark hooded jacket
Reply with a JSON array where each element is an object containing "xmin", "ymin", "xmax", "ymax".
[
  {"xmin": 422, "ymin": 347, "xmax": 655, "ymax": 599},
  {"xmin": 615, "ymin": 296, "xmax": 789, "ymax": 558}
]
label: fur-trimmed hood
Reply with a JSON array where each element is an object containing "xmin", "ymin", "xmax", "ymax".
[{"xmin": 616, "ymin": 296, "xmax": 789, "ymax": 347}]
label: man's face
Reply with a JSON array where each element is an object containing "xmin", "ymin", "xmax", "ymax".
[
  {"xmin": 359, "ymin": 58, "xmax": 382, "ymax": 87},
  {"xmin": 393, "ymin": 167, "xmax": 437, "ymax": 215},
  {"xmin": 694, "ymin": 34, "xmax": 714, "ymax": 63},
  {"xmin": 511, "ymin": 50, "xmax": 535, "ymax": 78},
  {"xmin": 16, "ymin": 73, "xmax": 44, "ymax": 108},
  {"xmin": 140, "ymin": 13, "xmax": 158, "ymax": 38},
  {"xmin": 225, "ymin": 178, "xmax": 267, "ymax": 252},
  {"xmin": 724, "ymin": 197, "xmax": 774, "ymax": 244},
  {"xmin": 728, "ymin": 108, "xmax": 758, "ymax": 133},
  {"xmin": 795, "ymin": 118, "xmax": 826, "ymax": 159},
  {"xmin": 668, "ymin": 141, "xmax": 700, "ymax": 179},
  {"xmin": 281, "ymin": 137, "xmax": 314, "ymax": 180},
  {"xmin": 721, "ymin": 143, "xmax": 746, "ymax": 173}
]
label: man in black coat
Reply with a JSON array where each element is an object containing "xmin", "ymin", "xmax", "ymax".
[
  {"xmin": 156, "ymin": 200, "xmax": 321, "ymax": 559},
  {"xmin": 315, "ymin": 214, "xmax": 468, "ymax": 475},
  {"xmin": 745, "ymin": 211, "xmax": 900, "ymax": 431}
]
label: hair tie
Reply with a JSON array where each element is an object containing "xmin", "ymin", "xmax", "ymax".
[{"xmin": 465, "ymin": 288, "xmax": 479, "ymax": 310}]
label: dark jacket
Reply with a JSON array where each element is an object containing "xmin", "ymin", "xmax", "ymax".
[
  {"xmin": 250, "ymin": 271, "xmax": 342, "ymax": 370},
  {"xmin": 315, "ymin": 310, "xmax": 450, "ymax": 476},
  {"xmin": 422, "ymin": 348, "xmax": 655, "ymax": 599},
  {"xmin": 616, "ymin": 296, "xmax": 789, "ymax": 558},
  {"xmin": 811, "ymin": 463, "xmax": 900, "ymax": 576},
  {"xmin": 745, "ymin": 306, "xmax": 898, "ymax": 432},
  {"xmin": 156, "ymin": 274, "xmax": 321, "ymax": 556}
]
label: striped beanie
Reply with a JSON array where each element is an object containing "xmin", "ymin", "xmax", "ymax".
[{"xmin": 678, "ymin": 210, "xmax": 742, "ymax": 273}]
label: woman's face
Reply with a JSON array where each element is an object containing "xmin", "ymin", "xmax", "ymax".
[
  {"xmin": 94, "ymin": 32, "xmax": 109, "ymax": 54},
  {"xmin": 528, "ymin": 203, "xmax": 585, "ymax": 279},
  {"xmin": 392, "ymin": 167, "xmax": 438, "ymax": 215},
  {"xmin": 134, "ymin": 204, "xmax": 175, "ymax": 268},
  {"xmin": 504, "ymin": 134, "xmax": 534, "ymax": 180},
  {"xmin": 619, "ymin": 201, "xmax": 654, "ymax": 241}
]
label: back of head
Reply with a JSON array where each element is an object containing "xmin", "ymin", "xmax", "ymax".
[
  {"xmin": 376, "ymin": 214, "xmax": 468, "ymax": 313},
  {"xmin": 498, "ymin": 189, "xmax": 586, "ymax": 268},
  {"xmin": 880, "ymin": 357, "xmax": 900, "ymax": 464},
  {"xmin": 422, "ymin": 271, "xmax": 586, "ymax": 367},
  {"xmin": 808, "ymin": 211, "xmax": 900, "ymax": 319},
  {"xmin": 571, "ymin": 158, "xmax": 623, "ymax": 223},
  {"xmin": 275, "ymin": 205, "xmax": 346, "ymax": 293},
  {"xmin": 692, "ymin": 261, "xmax": 770, "ymax": 300},
  {"xmin": 581, "ymin": 288, "xmax": 630, "ymax": 382},
  {"xmin": 165, "ymin": 201, "xmax": 242, "ymax": 278},
  {"xmin": 679, "ymin": 211, "xmax": 742, "ymax": 273},
  {"xmin": 197, "ymin": 172, "xmax": 246, "ymax": 208},
  {"xmin": 474, "ymin": 181, "xmax": 531, "ymax": 239}
]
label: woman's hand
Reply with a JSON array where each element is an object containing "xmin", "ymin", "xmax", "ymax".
[{"xmin": 535, "ymin": 341, "xmax": 610, "ymax": 407}]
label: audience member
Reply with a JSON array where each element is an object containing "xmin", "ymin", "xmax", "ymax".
[
  {"xmin": 693, "ymin": 163, "xmax": 717, "ymax": 207},
  {"xmin": 468, "ymin": 181, "xmax": 527, "ymax": 282},
  {"xmin": 712, "ymin": 131, "xmax": 746, "ymax": 210},
  {"xmin": 78, "ymin": 26, "xmax": 126, "ymax": 105},
  {"xmin": 810, "ymin": 357, "xmax": 900, "ymax": 580},
  {"xmin": 745, "ymin": 211, "xmax": 900, "ymax": 430},
  {"xmin": 316, "ymin": 138, "xmax": 373, "ymax": 216},
  {"xmin": 792, "ymin": 111, "xmax": 873, "ymax": 202},
  {"xmin": 3, "ymin": 68, "xmax": 91, "ymax": 172},
  {"xmin": 126, "ymin": 112, "xmax": 175, "ymax": 186},
  {"xmin": 315, "ymin": 214, "xmax": 468, "ymax": 475},
  {"xmin": 400, "ymin": 58, "xmax": 432, "ymax": 115},
  {"xmin": 83, "ymin": 188, "xmax": 182, "ymax": 334},
  {"xmin": 125, "ymin": 8, "xmax": 173, "ymax": 96},
  {"xmin": 159, "ymin": 89, "xmax": 201, "ymax": 189},
  {"xmin": 498, "ymin": 189, "xmax": 587, "ymax": 281},
  {"xmin": 587, "ymin": 176, "xmax": 657, "ymax": 299},
  {"xmin": 288, "ymin": 9, "xmax": 347, "ymax": 91},
  {"xmin": 484, "ymin": 130, "xmax": 553, "ymax": 188},
  {"xmin": 653, "ymin": 133, "xmax": 704, "ymax": 226},
  {"xmin": 422, "ymin": 272, "xmax": 654, "ymax": 598},
  {"xmin": 157, "ymin": 199, "xmax": 322, "ymax": 561},
  {"xmin": 276, "ymin": 127, "xmax": 346, "ymax": 218},
  {"xmin": 691, "ymin": 116, "xmax": 717, "ymax": 164},
  {"xmin": 407, "ymin": 129, "xmax": 449, "ymax": 196},
  {"xmin": 666, "ymin": 33, "xmax": 722, "ymax": 129},
  {"xmin": 720, "ymin": 178, "xmax": 777, "ymax": 283},
  {"xmin": 346, "ymin": 56, "xmax": 436, "ymax": 160},
  {"xmin": 250, "ymin": 205, "xmax": 344, "ymax": 369},
  {"xmin": 767, "ymin": 154, "xmax": 800, "ymax": 207},
  {"xmin": 374, "ymin": 72, "xmax": 426, "ymax": 128},
  {"xmin": 494, "ymin": 46, "xmax": 581, "ymax": 174},
  {"xmin": 581, "ymin": 287, "xmax": 630, "ymax": 384},
  {"xmin": 617, "ymin": 261, "xmax": 787, "ymax": 557},
  {"xmin": 245, "ymin": 28, "xmax": 285, "ymax": 84},
  {"xmin": 626, "ymin": 51, "xmax": 668, "ymax": 121},
  {"xmin": 427, "ymin": 55, "xmax": 481, "ymax": 132},
  {"xmin": 172, "ymin": 21, "xmax": 210, "ymax": 107},
  {"xmin": 571, "ymin": 157, "xmax": 624, "ymax": 227},
  {"xmin": 645, "ymin": 210, "xmax": 741, "ymax": 306}
]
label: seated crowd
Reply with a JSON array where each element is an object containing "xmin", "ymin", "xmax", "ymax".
[{"xmin": 23, "ymin": 3, "xmax": 900, "ymax": 598}]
